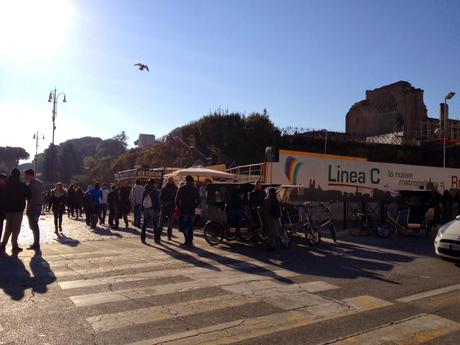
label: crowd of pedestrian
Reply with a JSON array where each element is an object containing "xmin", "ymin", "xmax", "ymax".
[{"xmin": 0, "ymin": 164, "xmax": 291, "ymax": 255}]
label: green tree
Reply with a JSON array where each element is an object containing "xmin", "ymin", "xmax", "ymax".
[
  {"xmin": 60, "ymin": 142, "xmax": 83, "ymax": 183},
  {"xmin": 113, "ymin": 131, "xmax": 128, "ymax": 149},
  {"xmin": 95, "ymin": 138, "xmax": 126, "ymax": 159},
  {"xmin": 0, "ymin": 146, "xmax": 30, "ymax": 172},
  {"xmin": 43, "ymin": 144, "xmax": 59, "ymax": 182}
]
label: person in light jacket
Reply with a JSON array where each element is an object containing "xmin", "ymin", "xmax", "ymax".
[{"xmin": 130, "ymin": 179, "xmax": 145, "ymax": 228}]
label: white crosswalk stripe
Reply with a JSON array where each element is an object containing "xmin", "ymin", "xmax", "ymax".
[{"xmin": 47, "ymin": 247, "xmax": 460, "ymax": 345}]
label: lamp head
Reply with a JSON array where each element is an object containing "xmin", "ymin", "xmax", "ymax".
[
  {"xmin": 446, "ymin": 92, "xmax": 456, "ymax": 100},
  {"xmin": 63, "ymin": 95, "xmax": 67, "ymax": 103},
  {"xmin": 48, "ymin": 92, "xmax": 52, "ymax": 102}
]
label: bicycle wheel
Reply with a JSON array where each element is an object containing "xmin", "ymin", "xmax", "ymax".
[
  {"xmin": 377, "ymin": 223, "xmax": 393, "ymax": 238},
  {"xmin": 279, "ymin": 227, "xmax": 291, "ymax": 248},
  {"xmin": 204, "ymin": 221, "xmax": 225, "ymax": 245},
  {"xmin": 304, "ymin": 225, "xmax": 321, "ymax": 246},
  {"xmin": 425, "ymin": 224, "xmax": 439, "ymax": 239},
  {"xmin": 348, "ymin": 212, "xmax": 362, "ymax": 236}
]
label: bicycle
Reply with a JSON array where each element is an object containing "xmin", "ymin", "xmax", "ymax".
[
  {"xmin": 348, "ymin": 204, "xmax": 378, "ymax": 236},
  {"xmin": 307, "ymin": 201, "xmax": 337, "ymax": 243},
  {"xmin": 281, "ymin": 202, "xmax": 322, "ymax": 246},
  {"xmin": 204, "ymin": 208, "xmax": 291, "ymax": 248}
]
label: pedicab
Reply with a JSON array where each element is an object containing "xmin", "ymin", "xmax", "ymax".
[
  {"xmin": 203, "ymin": 182, "xmax": 291, "ymax": 248},
  {"xmin": 377, "ymin": 190, "xmax": 441, "ymax": 238}
]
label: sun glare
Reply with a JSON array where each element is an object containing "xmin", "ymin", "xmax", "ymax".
[{"xmin": 0, "ymin": 0, "xmax": 75, "ymax": 60}]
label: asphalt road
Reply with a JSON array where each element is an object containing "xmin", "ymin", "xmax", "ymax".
[{"xmin": 1, "ymin": 215, "xmax": 460, "ymax": 345}]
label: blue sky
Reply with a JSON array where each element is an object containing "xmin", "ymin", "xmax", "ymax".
[{"xmin": 0, "ymin": 0, "xmax": 459, "ymax": 160}]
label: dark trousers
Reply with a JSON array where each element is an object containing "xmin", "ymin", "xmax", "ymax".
[
  {"xmin": 141, "ymin": 208, "xmax": 159, "ymax": 241},
  {"xmin": 121, "ymin": 208, "xmax": 129, "ymax": 227},
  {"xmin": 0, "ymin": 212, "xmax": 23, "ymax": 249},
  {"xmin": 99, "ymin": 204, "xmax": 108, "ymax": 224},
  {"xmin": 90, "ymin": 206, "xmax": 100, "ymax": 229},
  {"xmin": 68, "ymin": 204, "xmax": 75, "ymax": 217},
  {"xmin": 84, "ymin": 207, "xmax": 91, "ymax": 225},
  {"xmin": 134, "ymin": 204, "xmax": 142, "ymax": 227},
  {"xmin": 159, "ymin": 207, "xmax": 174, "ymax": 238},
  {"xmin": 179, "ymin": 212, "xmax": 195, "ymax": 246},
  {"xmin": 27, "ymin": 206, "xmax": 42, "ymax": 247},
  {"xmin": 108, "ymin": 206, "xmax": 119, "ymax": 229},
  {"xmin": 53, "ymin": 210, "xmax": 63, "ymax": 230}
]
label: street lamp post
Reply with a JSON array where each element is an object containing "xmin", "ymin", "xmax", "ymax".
[
  {"xmin": 48, "ymin": 87, "xmax": 67, "ymax": 145},
  {"xmin": 442, "ymin": 92, "xmax": 456, "ymax": 168},
  {"xmin": 33, "ymin": 131, "xmax": 45, "ymax": 172}
]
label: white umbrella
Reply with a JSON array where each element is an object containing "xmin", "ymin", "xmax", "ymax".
[{"xmin": 164, "ymin": 167, "xmax": 235, "ymax": 181}]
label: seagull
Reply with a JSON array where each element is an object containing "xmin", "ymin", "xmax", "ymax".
[{"xmin": 134, "ymin": 63, "xmax": 149, "ymax": 72}]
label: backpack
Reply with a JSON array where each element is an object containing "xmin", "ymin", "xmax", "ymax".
[{"xmin": 143, "ymin": 194, "xmax": 153, "ymax": 209}]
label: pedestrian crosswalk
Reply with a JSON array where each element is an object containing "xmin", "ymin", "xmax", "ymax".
[{"xmin": 18, "ymin": 242, "xmax": 460, "ymax": 345}]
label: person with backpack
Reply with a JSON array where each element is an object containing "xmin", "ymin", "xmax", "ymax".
[
  {"xmin": 261, "ymin": 187, "xmax": 281, "ymax": 251},
  {"xmin": 141, "ymin": 179, "xmax": 160, "ymax": 244}
]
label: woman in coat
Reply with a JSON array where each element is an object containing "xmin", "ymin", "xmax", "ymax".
[{"xmin": 49, "ymin": 182, "xmax": 67, "ymax": 235}]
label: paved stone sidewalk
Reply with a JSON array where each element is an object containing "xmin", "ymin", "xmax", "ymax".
[{"xmin": 14, "ymin": 212, "xmax": 144, "ymax": 246}]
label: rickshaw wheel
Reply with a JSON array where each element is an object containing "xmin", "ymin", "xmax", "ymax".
[
  {"xmin": 426, "ymin": 224, "xmax": 438, "ymax": 239},
  {"xmin": 204, "ymin": 221, "xmax": 225, "ymax": 245},
  {"xmin": 305, "ymin": 226, "xmax": 321, "ymax": 246},
  {"xmin": 377, "ymin": 224, "xmax": 393, "ymax": 238}
]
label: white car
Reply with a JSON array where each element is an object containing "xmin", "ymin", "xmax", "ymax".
[{"xmin": 434, "ymin": 216, "xmax": 460, "ymax": 260}]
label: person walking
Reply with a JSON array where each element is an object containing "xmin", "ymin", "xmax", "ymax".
[
  {"xmin": 141, "ymin": 179, "xmax": 160, "ymax": 244},
  {"xmin": 87, "ymin": 183, "xmax": 103, "ymax": 229},
  {"xmin": 99, "ymin": 184, "xmax": 109, "ymax": 225},
  {"xmin": 249, "ymin": 180, "xmax": 266, "ymax": 229},
  {"xmin": 0, "ymin": 173, "xmax": 7, "ymax": 242},
  {"xmin": 119, "ymin": 181, "xmax": 131, "ymax": 228},
  {"xmin": 107, "ymin": 185, "xmax": 121, "ymax": 229},
  {"xmin": 159, "ymin": 177, "xmax": 177, "ymax": 240},
  {"xmin": 0, "ymin": 169, "xmax": 31, "ymax": 253},
  {"xmin": 261, "ymin": 188, "xmax": 281, "ymax": 251},
  {"xmin": 67, "ymin": 184, "xmax": 76, "ymax": 218},
  {"xmin": 49, "ymin": 182, "xmax": 67, "ymax": 235},
  {"xmin": 83, "ymin": 186, "xmax": 93, "ymax": 226},
  {"xmin": 75, "ymin": 186, "xmax": 84, "ymax": 219},
  {"xmin": 130, "ymin": 179, "xmax": 145, "ymax": 228},
  {"xmin": 24, "ymin": 169, "xmax": 44, "ymax": 250},
  {"xmin": 175, "ymin": 176, "xmax": 200, "ymax": 248}
]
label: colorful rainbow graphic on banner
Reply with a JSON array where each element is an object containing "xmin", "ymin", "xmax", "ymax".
[{"xmin": 285, "ymin": 156, "xmax": 303, "ymax": 184}]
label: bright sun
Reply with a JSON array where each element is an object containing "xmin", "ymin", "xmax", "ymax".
[{"xmin": 0, "ymin": 0, "xmax": 75, "ymax": 60}]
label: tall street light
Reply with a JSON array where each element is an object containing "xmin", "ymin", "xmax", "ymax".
[
  {"xmin": 48, "ymin": 87, "xmax": 67, "ymax": 145},
  {"xmin": 33, "ymin": 131, "xmax": 45, "ymax": 172},
  {"xmin": 442, "ymin": 92, "xmax": 455, "ymax": 168}
]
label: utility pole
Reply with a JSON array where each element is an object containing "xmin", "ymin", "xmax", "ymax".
[
  {"xmin": 33, "ymin": 131, "xmax": 45, "ymax": 172},
  {"xmin": 48, "ymin": 87, "xmax": 67, "ymax": 145}
]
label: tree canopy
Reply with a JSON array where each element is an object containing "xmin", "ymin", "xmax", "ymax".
[{"xmin": 0, "ymin": 146, "xmax": 30, "ymax": 172}]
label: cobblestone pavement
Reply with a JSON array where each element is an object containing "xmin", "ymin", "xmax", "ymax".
[{"xmin": 14, "ymin": 212, "xmax": 141, "ymax": 246}]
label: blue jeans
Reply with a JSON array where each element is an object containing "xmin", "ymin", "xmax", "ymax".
[
  {"xmin": 134, "ymin": 204, "xmax": 143, "ymax": 227},
  {"xmin": 141, "ymin": 208, "xmax": 159, "ymax": 241},
  {"xmin": 27, "ymin": 206, "xmax": 42, "ymax": 247},
  {"xmin": 179, "ymin": 212, "xmax": 195, "ymax": 245}
]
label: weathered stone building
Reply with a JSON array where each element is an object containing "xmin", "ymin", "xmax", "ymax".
[{"xmin": 345, "ymin": 81, "xmax": 460, "ymax": 142}]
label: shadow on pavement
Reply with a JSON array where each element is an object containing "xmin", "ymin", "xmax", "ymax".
[
  {"xmin": 56, "ymin": 233, "xmax": 81, "ymax": 247},
  {"xmin": 0, "ymin": 251, "xmax": 55, "ymax": 300}
]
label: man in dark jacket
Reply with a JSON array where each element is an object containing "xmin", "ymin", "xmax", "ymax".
[
  {"xmin": 0, "ymin": 173, "xmax": 7, "ymax": 242},
  {"xmin": 25, "ymin": 169, "xmax": 44, "ymax": 250},
  {"xmin": 159, "ymin": 177, "xmax": 177, "ymax": 240},
  {"xmin": 0, "ymin": 169, "xmax": 31, "ymax": 253},
  {"xmin": 175, "ymin": 175, "xmax": 200, "ymax": 247},
  {"xmin": 107, "ymin": 185, "xmax": 121, "ymax": 229}
]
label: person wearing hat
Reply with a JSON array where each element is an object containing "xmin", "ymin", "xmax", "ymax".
[
  {"xmin": 175, "ymin": 175, "xmax": 200, "ymax": 247},
  {"xmin": 0, "ymin": 172, "xmax": 7, "ymax": 241},
  {"xmin": 0, "ymin": 168, "xmax": 31, "ymax": 253}
]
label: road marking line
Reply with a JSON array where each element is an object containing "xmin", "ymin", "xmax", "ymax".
[
  {"xmin": 70, "ymin": 270, "xmax": 301, "ymax": 307},
  {"xmin": 322, "ymin": 314, "xmax": 460, "ymax": 344},
  {"xmin": 125, "ymin": 295, "xmax": 392, "ymax": 345},
  {"xmin": 87, "ymin": 294, "xmax": 259, "ymax": 332},
  {"xmin": 396, "ymin": 283, "xmax": 460, "ymax": 303},
  {"xmin": 59, "ymin": 260, "xmax": 290, "ymax": 290}
]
